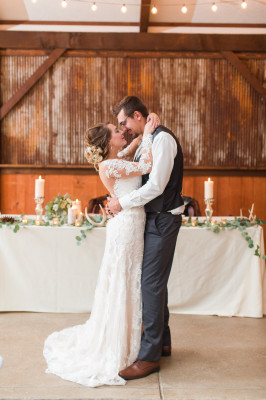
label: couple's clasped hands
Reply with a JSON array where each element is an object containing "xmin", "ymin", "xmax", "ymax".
[{"xmin": 106, "ymin": 113, "xmax": 160, "ymax": 217}]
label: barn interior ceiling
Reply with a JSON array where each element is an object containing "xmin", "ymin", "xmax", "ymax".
[{"xmin": 0, "ymin": 0, "xmax": 265, "ymax": 33}]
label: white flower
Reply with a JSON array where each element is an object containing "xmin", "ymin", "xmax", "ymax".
[{"xmin": 53, "ymin": 204, "xmax": 59, "ymax": 212}]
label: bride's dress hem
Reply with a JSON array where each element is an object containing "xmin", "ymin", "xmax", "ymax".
[{"xmin": 45, "ymin": 367, "xmax": 126, "ymax": 388}]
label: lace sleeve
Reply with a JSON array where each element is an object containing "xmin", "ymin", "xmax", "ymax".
[
  {"xmin": 117, "ymin": 136, "xmax": 141, "ymax": 161},
  {"xmin": 117, "ymin": 144, "xmax": 131, "ymax": 160},
  {"xmin": 102, "ymin": 135, "xmax": 153, "ymax": 179}
]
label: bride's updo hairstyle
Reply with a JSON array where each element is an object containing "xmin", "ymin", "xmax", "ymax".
[{"xmin": 85, "ymin": 123, "xmax": 111, "ymax": 170}]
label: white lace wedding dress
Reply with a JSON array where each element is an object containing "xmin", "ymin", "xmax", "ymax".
[{"xmin": 43, "ymin": 135, "xmax": 153, "ymax": 388}]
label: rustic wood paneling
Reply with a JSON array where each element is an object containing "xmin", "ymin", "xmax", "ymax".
[
  {"xmin": 0, "ymin": 172, "xmax": 107, "ymax": 215},
  {"xmin": 1, "ymin": 173, "xmax": 265, "ymax": 224},
  {"xmin": 1, "ymin": 54, "xmax": 265, "ymax": 168}
]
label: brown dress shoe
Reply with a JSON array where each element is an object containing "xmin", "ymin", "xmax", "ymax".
[
  {"xmin": 161, "ymin": 345, "xmax": 171, "ymax": 357},
  {"xmin": 118, "ymin": 360, "xmax": 160, "ymax": 380}
]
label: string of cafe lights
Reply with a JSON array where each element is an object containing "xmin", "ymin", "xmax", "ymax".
[{"xmin": 31, "ymin": 0, "xmax": 256, "ymax": 14}]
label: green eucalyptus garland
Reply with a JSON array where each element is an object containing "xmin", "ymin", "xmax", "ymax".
[
  {"xmin": 183, "ymin": 216, "xmax": 266, "ymax": 258},
  {"xmin": 0, "ymin": 214, "xmax": 265, "ymax": 258}
]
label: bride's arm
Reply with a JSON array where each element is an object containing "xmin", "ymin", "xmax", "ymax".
[
  {"xmin": 99, "ymin": 120, "xmax": 156, "ymax": 179},
  {"xmin": 117, "ymin": 113, "xmax": 160, "ymax": 160},
  {"xmin": 117, "ymin": 135, "xmax": 142, "ymax": 160}
]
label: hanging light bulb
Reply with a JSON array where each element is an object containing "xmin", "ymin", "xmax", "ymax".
[
  {"xmin": 151, "ymin": 5, "xmax": 158, "ymax": 14},
  {"xmin": 91, "ymin": 1, "xmax": 97, "ymax": 11},
  {"xmin": 211, "ymin": 2, "xmax": 217, "ymax": 11},
  {"xmin": 61, "ymin": 0, "xmax": 67, "ymax": 8},
  {"xmin": 31, "ymin": 0, "xmax": 37, "ymax": 3},
  {"xmin": 241, "ymin": 0, "xmax": 247, "ymax": 9},
  {"xmin": 121, "ymin": 4, "xmax": 127, "ymax": 13},
  {"xmin": 181, "ymin": 4, "xmax": 188, "ymax": 13}
]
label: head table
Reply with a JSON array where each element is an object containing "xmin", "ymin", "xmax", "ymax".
[{"xmin": 0, "ymin": 216, "xmax": 265, "ymax": 318}]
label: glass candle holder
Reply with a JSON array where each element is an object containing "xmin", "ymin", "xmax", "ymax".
[
  {"xmin": 53, "ymin": 217, "xmax": 59, "ymax": 226},
  {"xmin": 21, "ymin": 216, "xmax": 28, "ymax": 224},
  {"xmin": 35, "ymin": 216, "xmax": 41, "ymax": 226},
  {"xmin": 75, "ymin": 212, "xmax": 83, "ymax": 227}
]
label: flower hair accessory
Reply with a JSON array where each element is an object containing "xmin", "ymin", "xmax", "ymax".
[{"xmin": 85, "ymin": 144, "xmax": 104, "ymax": 169}]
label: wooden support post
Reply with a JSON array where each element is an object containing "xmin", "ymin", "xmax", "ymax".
[
  {"xmin": 140, "ymin": 0, "xmax": 152, "ymax": 33},
  {"xmin": 0, "ymin": 48, "xmax": 66, "ymax": 120},
  {"xmin": 221, "ymin": 51, "xmax": 266, "ymax": 102}
]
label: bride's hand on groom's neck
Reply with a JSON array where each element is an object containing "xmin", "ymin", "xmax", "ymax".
[
  {"xmin": 147, "ymin": 112, "xmax": 160, "ymax": 128},
  {"xmin": 144, "ymin": 119, "xmax": 157, "ymax": 135}
]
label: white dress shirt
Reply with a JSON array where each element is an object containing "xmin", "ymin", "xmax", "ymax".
[{"xmin": 119, "ymin": 131, "xmax": 185, "ymax": 215}]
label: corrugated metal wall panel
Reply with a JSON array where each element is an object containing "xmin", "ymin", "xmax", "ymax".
[
  {"xmin": 1, "ymin": 55, "xmax": 265, "ymax": 168},
  {"xmin": 1, "ymin": 55, "xmax": 50, "ymax": 165}
]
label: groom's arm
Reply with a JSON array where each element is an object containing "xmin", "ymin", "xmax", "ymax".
[{"xmin": 107, "ymin": 132, "xmax": 177, "ymax": 214}]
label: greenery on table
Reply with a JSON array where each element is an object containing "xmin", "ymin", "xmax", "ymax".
[
  {"xmin": 182, "ymin": 216, "xmax": 266, "ymax": 258},
  {"xmin": 75, "ymin": 214, "xmax": 105, "ymax": 246},
  {"xmin": 0, "ymin": 213, "xmax": 265, "ymax": 258},
  {"xmin": 0, "ymin": 213, "xmax": 106, "ymax": 246},
  {"xmin": 45, "ymin": 193, "xmax": 73, "ymax": 224}
]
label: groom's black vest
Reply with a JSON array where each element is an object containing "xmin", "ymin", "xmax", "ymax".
[{"xmin": 141, "ymin": 125, "xmax": 184, "ymax": 213}]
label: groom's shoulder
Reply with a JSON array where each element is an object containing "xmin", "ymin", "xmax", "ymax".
[
  {"xmin": 154, "ymin": 125, "xmax": 171, "ymax": 135},
  {"xmin": 154, "ymin": 125, "xmax": 178, "ymax": 142}
]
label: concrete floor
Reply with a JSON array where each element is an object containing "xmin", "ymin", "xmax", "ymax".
[{"xmin": 0, "ymin": 312, "xmax": 266, "ymax": 400}]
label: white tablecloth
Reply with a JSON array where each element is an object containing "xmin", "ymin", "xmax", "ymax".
[{"xmin": 0, "ymin": 221, "xmax": 265, "ymax": 317}]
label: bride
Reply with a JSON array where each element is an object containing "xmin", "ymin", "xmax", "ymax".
[{"xmin": 43, "ymin": 116, "xmax": 158, "ymax": 387}]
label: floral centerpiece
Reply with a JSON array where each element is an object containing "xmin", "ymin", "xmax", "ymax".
[{"xmin": 45, "ymin": 193, "xmax": 73, "ymax": 224}]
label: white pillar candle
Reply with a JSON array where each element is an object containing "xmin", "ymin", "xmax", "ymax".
[
  {"xmin": 68, "ymin": 207, "xmax": 75, "ymax": 224},
  {"xmin": 35, "ymin": 176, "xmax": 45, "ymax": 198},
  {"xmin": 204, "ymin": 177, "xmax": 214, "ymax": 199},
  {"xmin": 74, "ymin": 199, "xmax": 82, "ymax": 214},
  {"xmin": 71, "ymin": 204, "xmax": 78, "ymax": 218}
]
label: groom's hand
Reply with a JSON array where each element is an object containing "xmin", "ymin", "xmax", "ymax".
[{"xmin": 106, "ymin": 198, "xmax": 122, "ymax": 216}]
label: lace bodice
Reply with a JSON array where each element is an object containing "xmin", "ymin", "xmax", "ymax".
[{"xmin": 113, "ymin": 176, "xmax": 142, "ymax": 199}]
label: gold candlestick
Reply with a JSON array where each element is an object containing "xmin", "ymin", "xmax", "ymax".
[
  {"xmin": 205, "ymin": 198, "xmax": 214, "ymax": 222},
  {"xmin": 34, "ymin": 196, "xmax": 45, "ymax": 224},
  {"xmin": 35, "ymin": 217, "xmax": 41, "ymax": 226}
]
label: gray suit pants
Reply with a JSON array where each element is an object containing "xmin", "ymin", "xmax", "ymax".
[{"xmin": 138, "ymin": 212, "xmax": 182, "ymax": 362}]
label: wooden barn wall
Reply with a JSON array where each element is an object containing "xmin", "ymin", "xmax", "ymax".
[
  {"xmin": 1, "ymin": 53, "xmax": 265, "ymax": 168},
  {"xmin": 0, "ymin": 52, "xmax": 265, "ymax": 232}
]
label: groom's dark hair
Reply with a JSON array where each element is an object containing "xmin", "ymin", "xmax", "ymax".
[{"xmin": 113, "ymin": 96, "xmax": 149, "ymax": 118}]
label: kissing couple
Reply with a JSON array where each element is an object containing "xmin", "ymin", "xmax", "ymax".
[{"xmin": 43, "ymin": 96, "xmax": 184, "ymax": 387}]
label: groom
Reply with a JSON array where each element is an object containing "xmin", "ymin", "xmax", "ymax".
[{"xmin": 107, "ymin": 96, "xmax": 184, "ymax": 380}]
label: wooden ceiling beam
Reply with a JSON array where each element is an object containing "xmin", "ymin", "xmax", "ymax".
[
  {"xmin": 140, "ymin": 0, "xmax": 151, "ymax": 33},
  {"xmin": 148, "ymin": 22, "xmax": 266, "ymax": 28},
  {"xmin": 0, "ymin": 20, "xmax": 139, "ymax": 26},
  {"xmin": 1, "ymin": 21, "xmax": 265, "ymax": 28},
  {"xmin": 221, "ymin": 51, "xmax": 266, "ymax": 102},
  {"xmin": 0, "ymin": 32, "xmax": 266, "ymax": 52}
]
